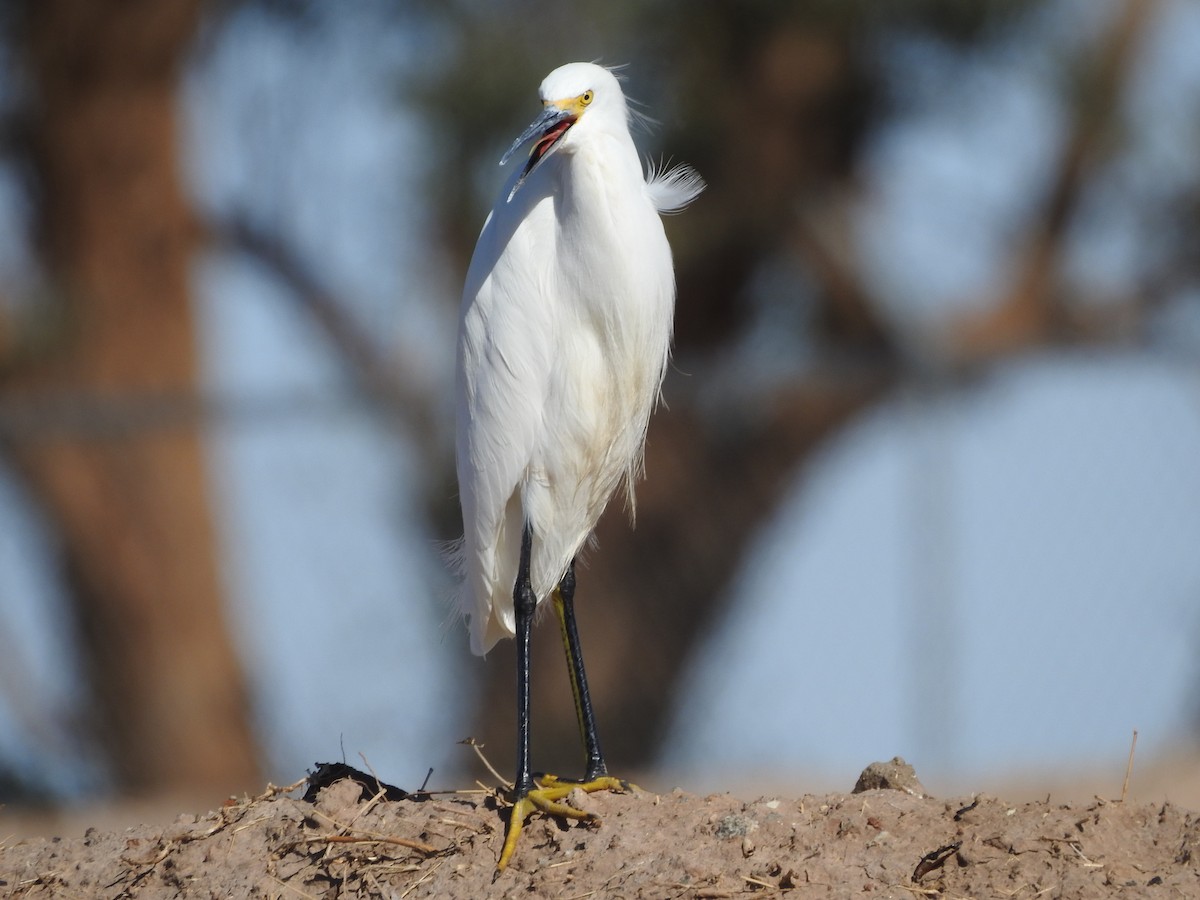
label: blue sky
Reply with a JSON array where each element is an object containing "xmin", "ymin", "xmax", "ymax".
[{"xmin": 664, "ymin": 352, "xmax": 1200, "ymax": 790}]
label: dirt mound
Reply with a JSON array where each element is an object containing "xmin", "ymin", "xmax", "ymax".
[{"xmin": 3, "ymin": 767, "xmax": 1197, "ymax": 898}]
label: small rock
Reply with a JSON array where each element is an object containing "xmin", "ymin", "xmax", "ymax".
[
  {"xmin": 852, "ymin": 757, "xmax": 927, "ymax": 797},
  {"xmin": 715, "ymin": 813, "xmax": 758, "ymax": 839}
]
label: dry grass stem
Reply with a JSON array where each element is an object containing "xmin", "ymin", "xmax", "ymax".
[
  {"xmin": 1121, "ymin": 728, "xmax": 1138, "ymax": 803},
  {"xmin": 460, "ymin": 737, "xmax": 512, "ymax": 788}
]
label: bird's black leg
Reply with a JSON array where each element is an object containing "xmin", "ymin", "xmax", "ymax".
[
  {"xmin": 497, "ymin": 524, "xmax": 536, "ymax": 873},
  {"xmin": 495, "ymin": 532, "xmax": 627, "ymax": 874},
  {"xmin": 512, "ymin": 523, "xmax": 537, "ymax": 801},
  {"xmin": 553, "ymin": 560, "xmax": 608, "ymax": 781}
]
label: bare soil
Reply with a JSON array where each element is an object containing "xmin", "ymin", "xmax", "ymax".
[{"xmin": 3, "ymin": 762, "xmax": 1197, "ymax": 899}]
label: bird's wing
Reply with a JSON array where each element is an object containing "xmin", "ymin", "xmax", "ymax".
[
  {"xmin": 645, "ymin": 162, "xmax": 706, "ymax": 215},
  {"xmin": 456, "ymin": 201, "xmax": 556, "ymax": 652}
]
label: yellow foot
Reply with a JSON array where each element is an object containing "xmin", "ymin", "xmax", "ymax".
[{"xmin": 495, "ymin": 775, "xmax": 632, "ymax": 873}]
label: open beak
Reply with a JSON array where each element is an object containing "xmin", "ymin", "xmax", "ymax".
[{"xmin": 500, "ymin": 104, "xmax": 576, "ymax": 201}]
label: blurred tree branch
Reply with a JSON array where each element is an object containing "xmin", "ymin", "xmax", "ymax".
[
  {"xmin": 216, "ymin": 213, "xmax": 440, "ymax": 445},
  {"xmin": 214, "ymin": 212, "xmax": 458, "ymax": 536},
  {"xmin": 950, "ymin": 0, "xmax": 1162, "ymax": 360}
]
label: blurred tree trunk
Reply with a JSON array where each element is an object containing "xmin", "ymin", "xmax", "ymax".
[{"xmin": 4, "ymin": 0, "xmax": 259, "ymax": 795}]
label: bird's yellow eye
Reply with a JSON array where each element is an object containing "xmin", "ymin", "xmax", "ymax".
[{"xmin": 580, "ymin": 90, "xmax": 594, "ymax": 106}]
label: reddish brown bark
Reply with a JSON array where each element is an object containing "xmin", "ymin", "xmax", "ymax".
[{"xmin": 7, "ymin": 0, "xmax": 259, "ymax": 795}]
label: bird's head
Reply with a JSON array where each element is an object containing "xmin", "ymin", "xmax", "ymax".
[{"xmin": 500, "ymin": 62, "xmax": 625, "ymax": 201}]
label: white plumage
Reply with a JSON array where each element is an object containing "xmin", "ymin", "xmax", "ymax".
[{"xmin": 455, "ymin": 62, "xmax": 703, "ymax": 655}]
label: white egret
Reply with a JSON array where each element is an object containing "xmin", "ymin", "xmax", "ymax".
[{"xmin": 454, "ymin": 61, "xmax": 703, "ymax": 871}]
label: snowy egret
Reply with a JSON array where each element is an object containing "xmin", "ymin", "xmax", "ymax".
[{"xmin": 454, "ymin": 62, "xmax": 703, "ymax": 871}]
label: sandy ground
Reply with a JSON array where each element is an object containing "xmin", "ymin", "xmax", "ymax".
[{"xmin": 3, "ymin": 755, "xmax": 1198, "ymax": 899}]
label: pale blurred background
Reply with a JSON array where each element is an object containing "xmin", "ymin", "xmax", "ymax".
[{"xmin": 2, "ymin": 0, "xmax": 1199, "ymax": 834}]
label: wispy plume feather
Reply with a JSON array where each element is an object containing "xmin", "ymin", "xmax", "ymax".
[{"xmin": 645, "ymin": 158, "xmax": 706, "ymax": 214}]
